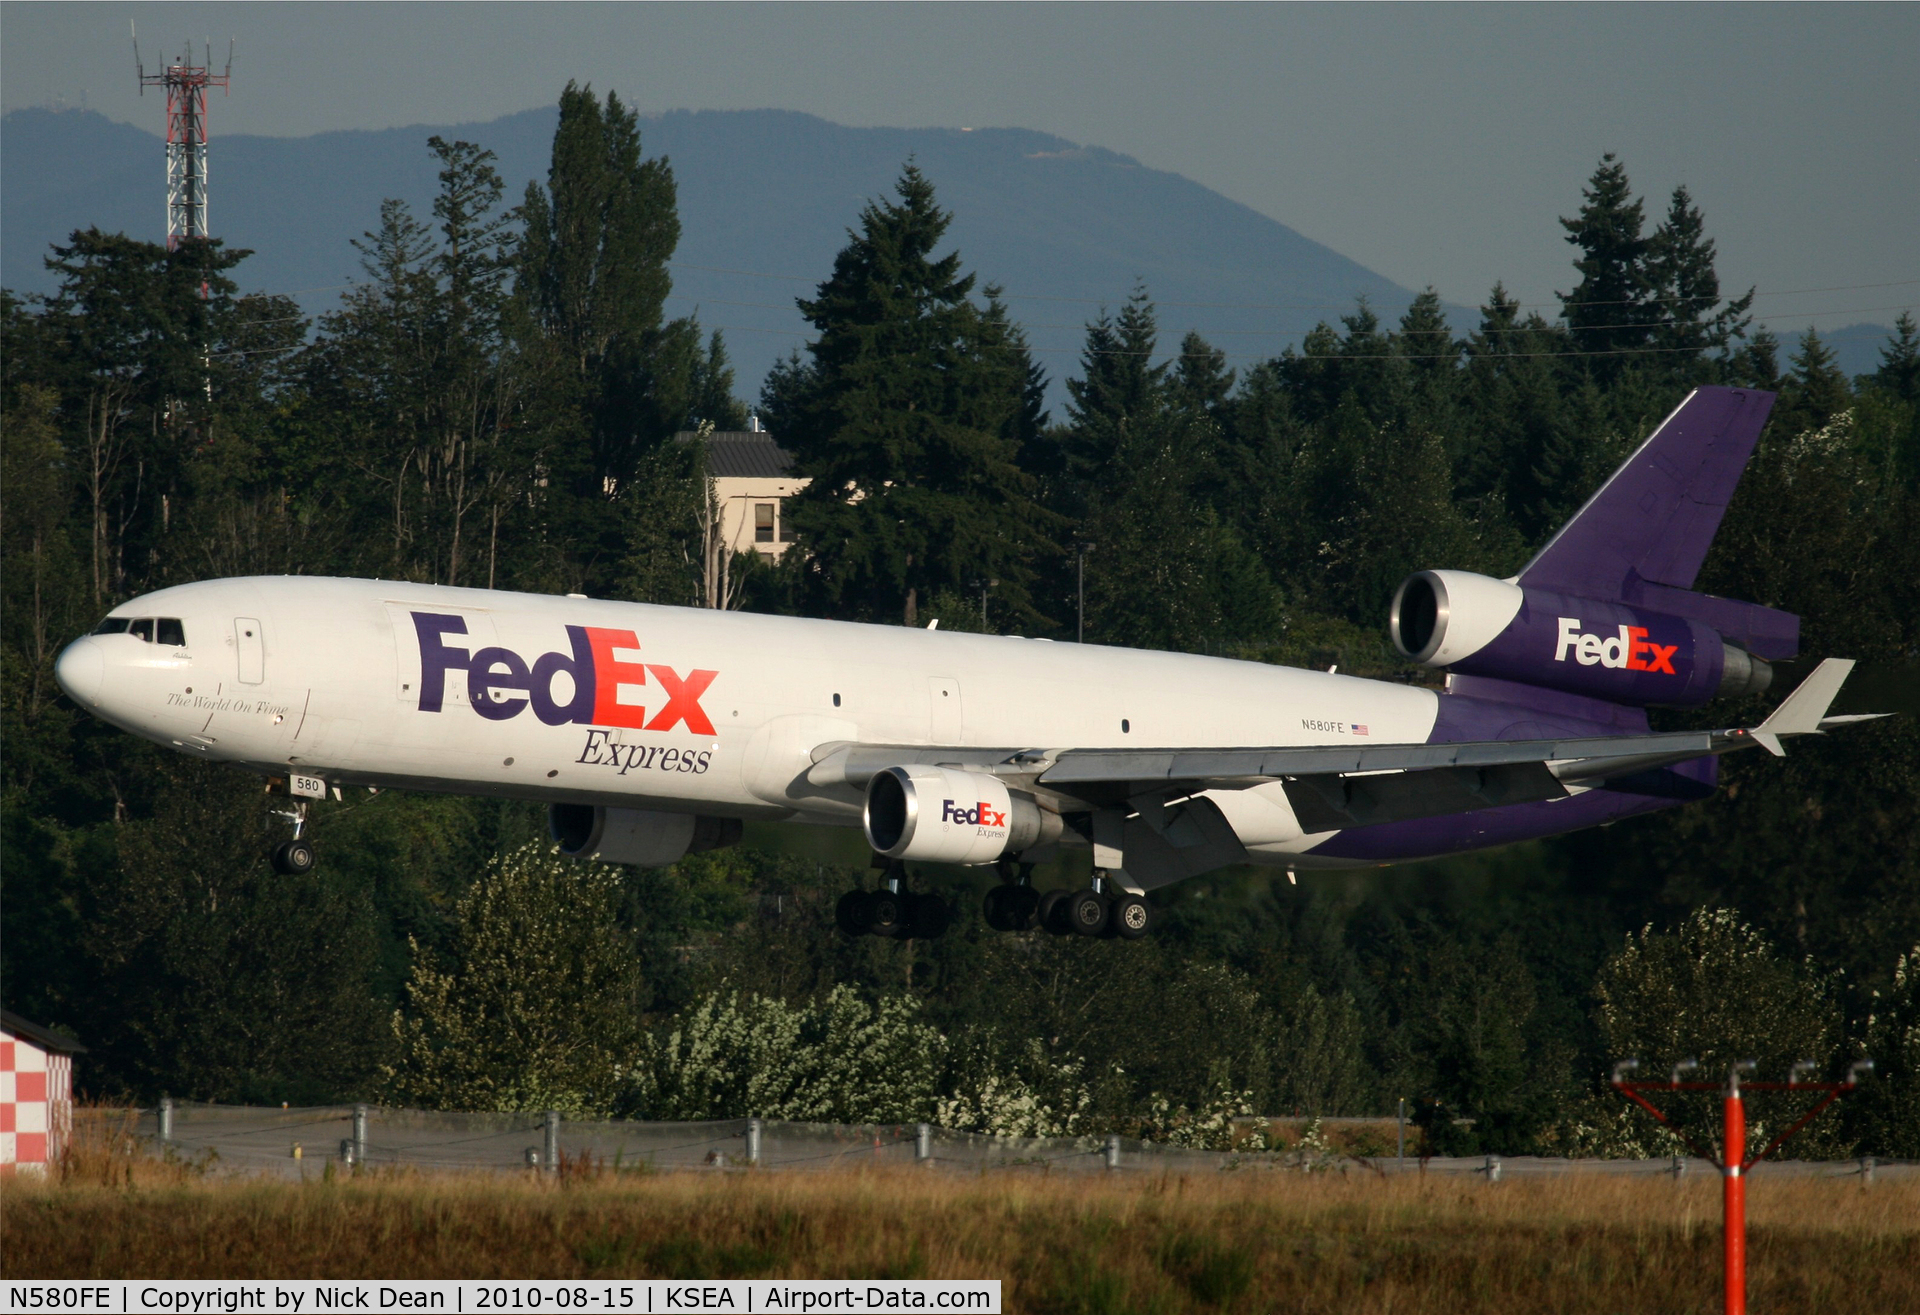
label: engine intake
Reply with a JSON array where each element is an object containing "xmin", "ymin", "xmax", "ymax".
[
  {"xmin": 1389, "ymin": 569, "xmax": 1772, "ymax": 705},
  {"xmin": 549, "ymin": 804, "xmax": 741, "ymax": 866},
  {"xmin": 863, "ymin": 764, "xmax": 1060, "ymax": 864}
]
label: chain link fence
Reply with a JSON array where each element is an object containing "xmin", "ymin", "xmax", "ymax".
[{"xmin": 133, "ymin": 1101, "xmax": 1911, "ymax": 1183}]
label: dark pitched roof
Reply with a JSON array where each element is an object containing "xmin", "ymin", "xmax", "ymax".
[
  {"xmin": 1, "ymin": 1009, "xmax": 86, "ymax": 1053},
  {"xmin": 674, "ymin": 430, "xmax": 798, "ymax": 480}
]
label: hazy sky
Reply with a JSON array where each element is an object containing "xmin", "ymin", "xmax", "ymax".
[{"xmin": 5, "ymin": 2, "xmax": 1916, "ymax": 335}]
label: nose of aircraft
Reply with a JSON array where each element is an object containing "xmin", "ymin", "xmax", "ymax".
[{"xmin": 55, "ymin": 637, "xmax": 105, "ymax": 706}]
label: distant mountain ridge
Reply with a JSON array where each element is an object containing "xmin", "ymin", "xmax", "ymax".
[
  {"xmin": 2, "ymin": 105, "xmax": 1434, "ymax": 402},
  {"xmin": 2, "ymin": 106, "xmax": 1891, "ymax": 395}
]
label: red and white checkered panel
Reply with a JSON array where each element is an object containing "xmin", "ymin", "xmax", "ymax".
[{"xmin": 1, "ymin": 1032, "xmax": 57, "ymax": 1173}]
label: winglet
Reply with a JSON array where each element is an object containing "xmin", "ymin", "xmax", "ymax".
[{"xmin": 1750, "ymin": 658, "xmax": 1856, "ymax": 755}]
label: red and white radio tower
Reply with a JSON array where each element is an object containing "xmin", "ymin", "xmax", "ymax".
[{"xmin": 132, "ymin": 26, "xmax": 234, "ymax": 250}]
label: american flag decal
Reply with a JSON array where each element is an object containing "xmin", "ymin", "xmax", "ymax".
[{"xmin": 1352, "ymin": 724, "xmax": 1369, "ymax": 736}]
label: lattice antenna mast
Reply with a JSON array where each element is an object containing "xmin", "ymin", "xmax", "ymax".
[{"xmin": 133, "ymin": 24, "xmax": 234, "ymax": 250}]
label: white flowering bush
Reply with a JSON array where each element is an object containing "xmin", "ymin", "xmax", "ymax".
[
  {"xmin": 1139, "ymin": 1077, "xmax": 1258, "ymax": 1151},
  {"xmin": 935, "ymin": 1035, "xmax": 1096, "ymax": 1138},
  {"xmin": 631, "ymin": 985, "xmax": 945, "ymax": 1124}
]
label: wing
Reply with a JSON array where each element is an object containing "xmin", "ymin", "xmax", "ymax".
[{"xmin": 805, "ymin": 660, "xmax": 1882, "ymax": 831}]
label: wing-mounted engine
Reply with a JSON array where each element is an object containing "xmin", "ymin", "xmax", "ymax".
[
  {"xmin": 1390, "ymin": 569, "xmax": 1777, "ymax": 707},
  {"xmin": 863, "ymin": 764, "xmax": 1062, "ymax": 864},
  {"xmin": 549, "ymin": 804, "xmax": 741, "ymax": 866}
]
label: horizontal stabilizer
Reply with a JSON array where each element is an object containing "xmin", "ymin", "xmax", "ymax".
[{"xmin": 1751, "ymin": 658, "xmax": 1855, "ymax": 755}]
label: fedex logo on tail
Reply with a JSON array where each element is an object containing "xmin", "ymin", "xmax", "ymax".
[
  {"xmin": 412, "ymin": 612, "xmax": 717, "ymax": 733},
  {"xmin": 943, "ymin": 799, "xmax": 1008, "ymax": 830},
  {"xmin": 1554, "ymin": 617, "xmax": 1678, "ymax": 674}
]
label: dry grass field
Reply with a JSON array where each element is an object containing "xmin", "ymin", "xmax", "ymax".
[{"xmin": 6, "ymin": 1115, "xmax": 1915, "ymax": 1313}]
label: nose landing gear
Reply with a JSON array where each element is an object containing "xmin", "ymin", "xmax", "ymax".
[
  {"xmin": 269, "ymin": 800, "xmax": 316, "ymax": 875},
  {"xmin": 836, "ymin": 861, "xmax": 950, "ymax": 939}
]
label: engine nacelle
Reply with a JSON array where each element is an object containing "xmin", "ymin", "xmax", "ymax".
[
  {"xmin": 549, "ymin": 804, "xmax": 742, "ymax": 866},
  {"xmin": 1390, "ymin": 569, "xmax": 1772, "ymax": 706},
  {"xmin": 863, "ymin": 764, "xmax": 1061, "ymax": 865}
]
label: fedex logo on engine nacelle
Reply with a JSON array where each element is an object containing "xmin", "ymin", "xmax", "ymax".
[
  {"xmin": 942, "ymin": 799, "xmax": 1008, "ymax": 830},
  {"xmin": 1553, "ymin": 617, "xmax": 1679, "ymax": 674},
  {"xmin": 411, "ymin": 612, "xmax": 717, "ymax": 733}
]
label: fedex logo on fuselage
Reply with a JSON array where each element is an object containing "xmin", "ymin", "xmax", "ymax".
[
  {"xmin": 943, "ymin": 799, "xmax": 1008, "ymax": 830},
  {"xmin": 1553, "ymin": 617, "xmax": 1678, "ymax": 674},
  {"xmin": 411, "ymin": 612, "xmax": 717, "ymax": 733}
]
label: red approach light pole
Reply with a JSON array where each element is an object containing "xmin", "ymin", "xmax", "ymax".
[{"xmin": 1610, "ymin": 1057, "xmax": 1872, "ymax": 1315}]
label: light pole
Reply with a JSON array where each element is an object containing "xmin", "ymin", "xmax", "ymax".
[
  {"xmin": 1075, "ymin": 541, "xmax": 1095, "ymax": 643},
  {"xmin": 970, "ymin": 578, "xmax": 997, "ymax": 630}
]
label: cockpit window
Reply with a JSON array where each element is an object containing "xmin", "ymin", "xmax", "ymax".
[{"xmin": 92, "ymin": 615, "xmax": 188, "ymax": 644}]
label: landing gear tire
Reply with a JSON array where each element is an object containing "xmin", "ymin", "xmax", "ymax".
[
  {"xmin": 1038, "ymin": 889, "xmax": 1072, "ymax": 935},
  {"xmin": 1004, "ymin": 884, "xmax": 1038, "ymax": 931},
  {"xmin": 866, "ymin": 889, "xmax": 904, "ymax": 938},
  {"xmin": 983, "ymin": 885, "xmax": 1013, "ymax": 931},
  {"xmin": 272, "ymin": 838, "xmax": 316, "ymax": 876},
  {"xmin": 907, "ymin": 892, "xmax": 951, "ymax": 939},
  {"xmin": 1110, "ymin": 893, "xmax": 1152, "ymax": 939},
  {"xmin": 836, "ymin": 890, "xmax": 868, "ymax": 936},
  {"xmin": 1066, "ymin": 889, "xmax": 1110, "ymax": 937}
]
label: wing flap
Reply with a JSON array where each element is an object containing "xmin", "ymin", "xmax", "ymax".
[{"xmin": 1283, "ymin": 762, "xmax": 1569, "ymax": 831}]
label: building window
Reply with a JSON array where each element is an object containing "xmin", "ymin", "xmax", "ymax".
[
  {"xmin": 778, "ymin": 499, "xmax": 796, "ymax": 541},
  {"xmin": 755, "ymin": 503, "xmax": 776, "ymax": 543}
]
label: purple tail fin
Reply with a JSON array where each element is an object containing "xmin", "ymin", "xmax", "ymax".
[{"xmin": 1517, "ymin": 386, "xmax": 1798, "ymax": 659}]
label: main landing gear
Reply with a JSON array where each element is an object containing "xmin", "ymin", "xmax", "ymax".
[
  {"xmin": 987, "ymin": 864, "xmax": 1152, "ymax": 939},
  {"xmin": 269, "ymin": 799, "xmax": 316, "ymax": 875},
  {"xmin": 837, "ymin": 861, "xmax": 951, "ymax": 939}
]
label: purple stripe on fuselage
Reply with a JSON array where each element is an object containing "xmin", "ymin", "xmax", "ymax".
[{"xmin": 1305, "ymin": 683, "xmax": 1716, "ymax": 863}]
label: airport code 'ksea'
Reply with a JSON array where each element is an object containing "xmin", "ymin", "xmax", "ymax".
[{"xmin": 5, "ymin": 1281, "xmax": 1003, "ymax": 1313}]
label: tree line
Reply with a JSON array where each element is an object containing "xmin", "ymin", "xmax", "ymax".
[{"xmin": 4, "ymin": 85, "xmax": 1917, "ymax": 1155}]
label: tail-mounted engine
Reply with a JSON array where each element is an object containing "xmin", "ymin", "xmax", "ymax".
[
  {"xmin": 1390, "ymin": 569, "xmax": 1774, "ymax": 706},
  {"xmin": 863, "ymin": 764, "xmax": 1062, "ymax": 864},
  {"xmin": 549, "ymin": 804, "xmax": 741, "ymax": 866}
]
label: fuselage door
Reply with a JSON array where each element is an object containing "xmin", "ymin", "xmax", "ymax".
[
  {"xmin": 235, "ymin": 618, "xmax": 265, "ymax": 684},
  {"xmin": 385, "ymin": 602, "xmax": 498, "ymax": 709}
]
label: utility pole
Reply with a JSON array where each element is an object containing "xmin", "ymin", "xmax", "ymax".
[{"xmin": 1075, "ymin": 541, "xmax": 1095, "ymax": 643}]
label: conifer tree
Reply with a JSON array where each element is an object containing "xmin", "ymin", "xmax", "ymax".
[
  {"xmin": 1777, "ymin": 329, "xmax": 1853, "ymax": 434},
  {"xmin": 1171, "ymin": 330, "xmax": 1235, "ymax": 417},
  {"xmin": 1731, "ymin": 326, "xmax": 1783, "ymax": 391},
  {"xmin": 1645, "ymin": 185, "xmax": 1753, "ymax": 368},
  {"xmin": 1395, "ymin": 288, "xmax": 1459, "ymax": 378},
  {"xmin": 1057, "ymin": 288, "xmax": 1168, "ymax": 503},
  {"xmin": 1559, "ymin": 155, "xmax": 1654, "ymax": 369},
  {"xmin": 1461, "ymin": 283, "xmax": 1572, "ymax": 541},
  {"xmin": 1872, "ymin": 312, "xmax": 1920, "ymax": 404},
  {"xmin": 517, "ymin": 83, "xmax": 682, "ymax": 484},
  {"xmin": 779, "ymin": 165, "xmax": 1054, "ymax": 625}
]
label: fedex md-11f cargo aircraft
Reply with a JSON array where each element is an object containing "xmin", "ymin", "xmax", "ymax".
[{"xmin": 55, "ymin": 387, "xmax": 1883, "ymax": 940}]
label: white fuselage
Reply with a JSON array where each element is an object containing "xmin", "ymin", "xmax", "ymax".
[{"xmin": 57, "ymin": 576, "xmax": 1442, "ymax": 852}]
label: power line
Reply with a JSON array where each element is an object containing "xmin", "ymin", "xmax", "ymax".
[
  {"xmin": 667, "ymin": 261, "xmax": 1920, "ymax": 314},
  {"xmin": 671, "ymin": 294, "xmax": 1918, "ymax": 339},
  {"xmin": 668, "ymin": 320, "xmax": 1870, "ymax": 363}
]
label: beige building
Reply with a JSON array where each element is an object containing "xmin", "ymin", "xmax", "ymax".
[{"xmin": 676, "ymin": 425, "xmax": 807, "ymax": 561}]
